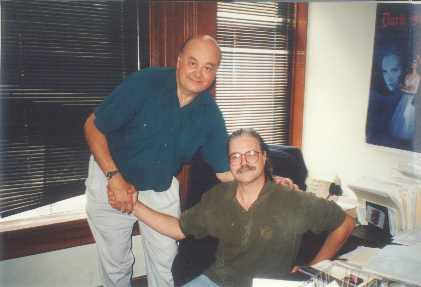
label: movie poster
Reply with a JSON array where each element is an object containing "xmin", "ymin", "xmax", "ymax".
[{"xmin": 366, "ymin": 4, "xmax": 421, "ymax": 152}]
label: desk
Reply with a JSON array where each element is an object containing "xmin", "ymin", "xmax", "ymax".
[
  {"xmin": 348, "ymin": 225, "xmax": 392, "ymax": 248},
  {"xmin": 287, "ymin": 226, "xmax": 393, "ymax": 283},
  {"xmin": 296, "ymin": 224, "xmax": 392, "ymax": 266}
]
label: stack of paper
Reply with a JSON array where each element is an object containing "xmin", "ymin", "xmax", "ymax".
[
  {"xmin": 252, "ymin": 278, "xmax": 305, "ymax": 287},
  {"xmin": 362, "ymin": 244, "xmax": 421, "ymax": 286},
  {"xmin": 392, "ymin": 227, "xmax": 421, "ymax": 245},
  {"xmin": 348, "ymin": 175, "xmax": 421, "ymax": 235},
  {"xmin": 336, "ymin": 246, "xmax": 381, "ymax": 267},
  {"xmin": 308, "ymin": 172, "xmax": 342, "ymax": 201}
]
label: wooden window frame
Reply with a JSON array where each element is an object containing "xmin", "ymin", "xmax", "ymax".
[
  {"xmin": 290, "ymin": 2, "xmax": 308, "ymax": 149},
  {"xmin": 0, "ymin": 2, "xmax": 307, "ymax": 261}
]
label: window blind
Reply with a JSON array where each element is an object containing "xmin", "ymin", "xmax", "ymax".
[
  {"xmin": 216, "ymin": 2, "xmax": 296, "ymax": 145},
  {"xmin": 0, "ymin": 0, "xmax": 146, "ymax": 217}
]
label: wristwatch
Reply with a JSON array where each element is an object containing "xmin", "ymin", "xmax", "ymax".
[{"xmin": 105, "ymin": 170, "xmax": 120, "ymax": 180}]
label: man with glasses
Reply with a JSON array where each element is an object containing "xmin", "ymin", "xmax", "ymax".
[{"xmin": 108, "ymin": 128, "xmax": 356, "ymax": 287}]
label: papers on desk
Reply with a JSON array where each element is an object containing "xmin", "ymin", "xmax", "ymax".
[
  {"xmin": 336, "ymin": 246, "xmax": 381, "ymax": 267},
  {"xmin": 392, "ymin": 227, "xmax": 421, "ymax": 245},
  {"xmin": 362, "ymin": 244, "xmax": 421, "ymax": 286},
  {"xmin": 252, "ymin": 278, "xmax": 305, "ymax": 287},
  {"xmin": 255, "ymin": 254, "xmax": 421, "ymax": 287},
  {"xmin": 337, "ymin": 243, "xmax": 421, "ymax": 286},
  {"xmin": 348, "ymin": 175, "xmax": 421, "ymax": 235}
]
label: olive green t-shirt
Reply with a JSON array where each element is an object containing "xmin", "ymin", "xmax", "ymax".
[{"xmin": 179, "ymin": 180, "xmax": 347, "ymax": 287}]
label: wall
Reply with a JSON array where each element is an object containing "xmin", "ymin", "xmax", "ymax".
[
  {"xmin": 302, "ymin": 2, "xmax": 415, "ymax": 198},
  {"xmin": 0, "ymin": 235, "xmax": 146, "ymax": 287}
]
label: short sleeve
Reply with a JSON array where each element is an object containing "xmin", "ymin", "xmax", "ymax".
[
  {"xmin": 297, "ymin": 192, "xmax": 347, "ymax": 235},
  {"xmin": 179, "ymin": 200, "xmax": 210, "ymax": 239},
  {"xmin": 94, "ymin": 71, "xmax": 145, "ymax": 135}
]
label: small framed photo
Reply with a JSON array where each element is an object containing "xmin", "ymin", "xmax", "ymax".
[{"xmin": 366, "ymin": 205, "xmax": 386, "ymax": 229}]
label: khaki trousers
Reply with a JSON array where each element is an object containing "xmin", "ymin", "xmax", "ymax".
[{"xmin": 85, "ymin": 155, "xmax": 180, "ymax": 287}]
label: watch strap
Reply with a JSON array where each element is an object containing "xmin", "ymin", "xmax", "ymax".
[{"xmin": 106, "ymin": 170, "xmax": 120, "ymax": 180}]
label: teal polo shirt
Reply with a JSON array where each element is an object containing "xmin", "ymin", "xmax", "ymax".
[{"xmin": 93, "ymin": 67, "xmax": 230, "ymax": 192}]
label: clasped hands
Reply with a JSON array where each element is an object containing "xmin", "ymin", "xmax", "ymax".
[{"xmin": 107, "ymin": 177, "xmax": 137, "ymax": 214}]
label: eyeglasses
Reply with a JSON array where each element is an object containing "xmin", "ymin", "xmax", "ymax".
[{"xmin": 228, "ymin": 150, "xmax": 261, "ymax": 166}]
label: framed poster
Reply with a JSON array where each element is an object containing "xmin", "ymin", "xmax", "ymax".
[{"xmin": 366, "ymin": 4, "xmax": 421, "ymax": 152}]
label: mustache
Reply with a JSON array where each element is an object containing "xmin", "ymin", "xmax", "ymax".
[{"xmin": 236, "ymin": 165, "xmax": 256, "ymax": 174}]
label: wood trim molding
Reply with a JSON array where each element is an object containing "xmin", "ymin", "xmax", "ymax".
[
  {"xmin": 0, "ymin": 219, "xmax": 140, "ymax": 261},
  {"xmin": 149, "ymin": 1, "xmax": 217, "ymax": 209},
  {"xmin": 290, "ymin": 2, "xmax": 308, "ymax": 149}
]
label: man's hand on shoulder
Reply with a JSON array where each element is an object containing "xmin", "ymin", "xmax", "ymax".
[
  {"xmin": 216, "ymin": 171, "xmax": 235, "ymax": 182},
  {"xmin": 107, "ymin": 173, "xmax": 135, "ymax": 214},
  {"xmin": 274, "ymin": 176, "xmax": 299, "ymax": 191}
]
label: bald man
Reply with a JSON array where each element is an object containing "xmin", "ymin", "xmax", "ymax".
[{"xmin": 84, "ymin": 35, "xmax": 234, "ymax": 287}]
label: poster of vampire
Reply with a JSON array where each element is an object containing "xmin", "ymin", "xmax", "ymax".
[{"xmin": 366, "ymin": 3, "xmax": 421, "ymax": 152}]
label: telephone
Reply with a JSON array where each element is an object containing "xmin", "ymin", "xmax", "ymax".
[{"xmin": 308, "ymin": 172, "xmax": 342, "ymax": 201}]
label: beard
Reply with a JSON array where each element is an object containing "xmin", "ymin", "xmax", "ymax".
[{"xmin": 236, "ymin": 165, "xmax": 256, "ymax": 174}]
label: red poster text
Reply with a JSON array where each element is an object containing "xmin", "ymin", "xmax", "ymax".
[
  {"xmin": 382, "ymin": 13, "xmax": 406, "ymax": 27},
  {"xmin": 410, "ymin": 12, "xmax": 421, "ymax": 26}
]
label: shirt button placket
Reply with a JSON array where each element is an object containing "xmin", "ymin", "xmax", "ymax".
[{"xmin": 244, "ymin": 215, "xmax": 249, "ymax": 236}]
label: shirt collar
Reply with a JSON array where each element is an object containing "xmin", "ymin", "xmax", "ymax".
[{"xmin": 226, "ymin": 180, "xmax": 278, "ymax": 203}]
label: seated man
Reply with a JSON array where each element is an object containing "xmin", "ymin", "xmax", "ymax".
[{"xmin": 108, "ymin": 128, "xmax": 356, "ymax": 287}]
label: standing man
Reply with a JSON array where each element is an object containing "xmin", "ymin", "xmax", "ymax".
[
  {"xmin": 84, "ymin": 35, "xmax": 233, "ymax": 287},
  {"xmin": 108, "ymin": 128, "xmax": 356, "ymax": 287}
]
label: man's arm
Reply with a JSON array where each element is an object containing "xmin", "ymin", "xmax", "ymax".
[
  {"xmin": 291, "ymin": 214, "xmax": 356, "ymax": 273},
  {"xmin": 133, "ymin": 200, "xmax": 186, "ymax": 241},
  {"xmin": 109, "ymin": 189, "xmax": 186, "ymax": 241},
  {"xmin": 84, "ymin": 113, "xmax": 134, "ymax": 213}
]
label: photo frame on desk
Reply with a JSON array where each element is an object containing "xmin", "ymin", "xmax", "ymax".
[{"xmin": 366, "ymin": 201, "xmax": 391, "ymax": 235}]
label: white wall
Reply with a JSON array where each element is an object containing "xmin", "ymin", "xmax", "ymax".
[
  {"xmin": 0, "ymin": 235, "xmax": 146, "ymax": 287},
  {"xmin": 302, "ymin": 2, "xmax": 415, "ymax": 198}
]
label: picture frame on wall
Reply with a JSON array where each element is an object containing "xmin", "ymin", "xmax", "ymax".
[{"xmin": 366, "ymin": 3, "xmax": 421, "ymax": 153}]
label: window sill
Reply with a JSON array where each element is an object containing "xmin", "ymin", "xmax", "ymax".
[
  {"xmin": 0, "ymin": 198, "xmax": 140, "ymax": 261},
  {"xmin": 0, "ymin": 209, "xmax": 88, "ymax": 233},
  {"xmin": 0, "ymin": 216, "xmax": 140, "ymax": 261}
]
